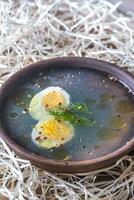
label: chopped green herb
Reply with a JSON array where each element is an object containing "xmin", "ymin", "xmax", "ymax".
[
  {"xmin": 71, "ymin": 103, "xmax": 90, "ymax": 113},
  {"xmin": 48, "ymin": 103, "xmax": 95, "ymax": 126}
]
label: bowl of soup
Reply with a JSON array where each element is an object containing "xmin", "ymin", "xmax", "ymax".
[{"xmin": 0, "ymin": 57, "xmax": 133, "ymax": 173}]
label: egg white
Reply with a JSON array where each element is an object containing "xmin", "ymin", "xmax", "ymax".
[
  {"xmin": 31, "ymin": 117, "xmax": 74, "ymax": 149},
  {"xmin": 29, "ymin": 86, "xmax": 70, "ymax": 120}
]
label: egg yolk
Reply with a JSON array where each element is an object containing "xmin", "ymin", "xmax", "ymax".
[
  {"xmin": 42, "ymin": 91, "xmax": 65, "ymax": 109},
  {"xmin": 39, "ymin": 119, "xmax": 71, "ymax": 141}
]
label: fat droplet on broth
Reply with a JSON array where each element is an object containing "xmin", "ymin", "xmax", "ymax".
[
  {"xmin": 95, "ymin": 145, "xmax": 100, "ymax": 149},
  {"xmin": 51, "ymin": 148, "xmax": 70, "ymax": 160},
  {"xmin": 96, "ymin": 93, "xmax": 115, "ymax": 110},
  {"xmin": 84, "ymin": 98, "xmax": 96, "ymax": 106},
  {"xmin": 109, "ymin": 115, "xmax": 126, "ymax": 129},
  {"xmin": 116, "ymin": 100, "xmax": 134, "ymax": 114},
  {"xmin": 97, "ymin": 128, "xmax": 116, "ymax": 140},
  {"xmin": 11, "ymin": 88, "xmax": 36, "ymax": 109},
  {"xmin": 8, "ymin": 112, "xmax": 18, "ymax": 118},
  {"xmin": 99, "ymin": 93, "xmax": 115, "ymax": 104},
  {"xmin": 96, "ymin": 103, "xmax": 106, "ymax": 110}
]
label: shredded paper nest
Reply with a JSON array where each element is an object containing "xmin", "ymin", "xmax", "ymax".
[{"xmin": 0, "ymin": 0, "xmax": 134, "ymax": 199}]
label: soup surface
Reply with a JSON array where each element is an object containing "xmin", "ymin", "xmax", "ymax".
[{"xmin": 2, "ymin": 67, "xmax": 134, "ymax": 160}]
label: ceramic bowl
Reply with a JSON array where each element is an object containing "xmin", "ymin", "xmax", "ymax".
[{"xmin": 0, "ymin": 57, "xmax": 134, "ymax": 173}]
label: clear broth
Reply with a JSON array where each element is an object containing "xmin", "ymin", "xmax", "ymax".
[{"xmin": 2, "ymin": 67, "xmax": 134, "ymax": 160}]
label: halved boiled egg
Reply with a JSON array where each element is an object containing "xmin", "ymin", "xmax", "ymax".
[
  {"xmin": 29, "ymin": 86, "xmax": 70, "ymax": 120},
  {"xmin": 32, "ymin": 117, "xmax": 74, "ymax": 149}
]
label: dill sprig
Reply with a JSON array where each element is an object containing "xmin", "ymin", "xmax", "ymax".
[{"xmin": 48, "ymin": 103, "xmax": 95, "ymax": 126}]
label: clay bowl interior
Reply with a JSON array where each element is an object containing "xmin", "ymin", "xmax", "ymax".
[{"xmin": 0, "ymin": 57, "xmax": 134, "ymax": 173}]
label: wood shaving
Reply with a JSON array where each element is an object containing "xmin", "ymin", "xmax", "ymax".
[{"xmin": 0, "ymin": 0, "xmax": 134, "ymax": 199}]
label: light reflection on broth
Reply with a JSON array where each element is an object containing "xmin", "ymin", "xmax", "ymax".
[{"xmin": 2, "ymin": 67, "xmax": 134, "ymax": 161}]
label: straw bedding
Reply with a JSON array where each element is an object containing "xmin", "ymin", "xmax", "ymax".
[{"xmin": 0, "ymin": 0, "xmax": 134, "ymax": 199}]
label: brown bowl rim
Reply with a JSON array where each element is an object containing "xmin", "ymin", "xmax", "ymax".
[{"xmin": 0, "ymin": 57, "xmax": 134, "ymax": 172}]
